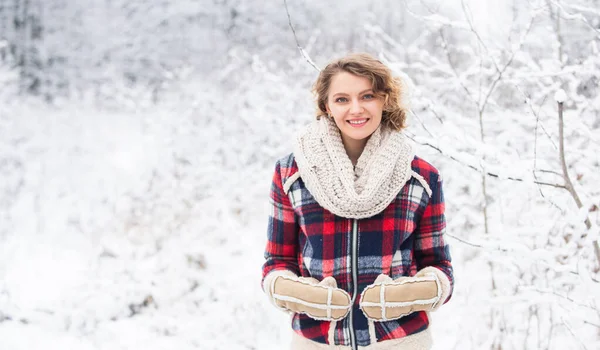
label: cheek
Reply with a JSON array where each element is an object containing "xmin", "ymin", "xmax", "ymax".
[
  {"xmin": 368, "ymin": 103, "xmax": 384, "ymax": 117},
  {"xmin": 333, "ymin": 115, "xmax": 346, "ymax": 126},
  {"xmin": 328, "ymin": 103, "xmax": 343, "ymax": 113}
]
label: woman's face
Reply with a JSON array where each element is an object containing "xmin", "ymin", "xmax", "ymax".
[{"xmin": 326, "ymin": 71, "xmax": 384, "ymax": 141}]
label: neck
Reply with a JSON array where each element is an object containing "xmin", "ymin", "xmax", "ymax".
[{"xmin": 341, "ymin": 134, "xmax": 369, "ymax": 166}]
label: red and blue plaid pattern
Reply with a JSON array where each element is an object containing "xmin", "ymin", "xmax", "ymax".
[{"xmin": 262, "ymin": 153, "xmax": 453, "ymax": 346}]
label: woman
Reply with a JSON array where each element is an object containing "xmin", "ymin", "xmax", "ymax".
[{"xmin": 261, "ymin": 53, "xmax": 453, "ymax": 349}]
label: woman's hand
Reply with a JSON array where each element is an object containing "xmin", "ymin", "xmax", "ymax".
[
  {"xmin": 359, "ymin": 267, "xmax": 447, "ymax": 322},
  {"xmin": 266, "ymin": 271, "xmax": 352, "ymax": 321}
]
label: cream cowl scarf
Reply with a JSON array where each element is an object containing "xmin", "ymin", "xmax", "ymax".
[{"xmin": 293, "ymin": 116, "xmax": 416, "ymax": 219}]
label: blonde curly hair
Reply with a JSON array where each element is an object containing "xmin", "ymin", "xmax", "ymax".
[{"xmin": 313, "ymin": 53, "xmax": 409, "ymax": 131}]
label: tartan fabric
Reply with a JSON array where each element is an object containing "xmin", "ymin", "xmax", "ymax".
[{"xmin": 262, "ymin": 153, "xmax": 453, "ymax": 346}]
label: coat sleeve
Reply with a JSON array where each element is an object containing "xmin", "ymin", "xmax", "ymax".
[
  {"xmin": 261, "ymin": 160, "xmax": 301, "ymax": 293},
  {"xmin": 413, "ymin": 171, "xmax": 454, "ymax": 306}
]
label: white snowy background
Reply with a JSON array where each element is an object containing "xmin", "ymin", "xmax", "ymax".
[{"xmin": 1, "ymin": 0, "xmax": 600, "ymax": 349}]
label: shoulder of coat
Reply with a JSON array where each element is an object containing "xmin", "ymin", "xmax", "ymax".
[
  {"xmin": 277, "ymin": 153, "xmax": 300, "ymax": 194},
  {"xmin": 411, "ymin": 155, "xmax": 441, "ymax": 180},
  {"xmin": 410, "ymin": 155, "xmax": 442, "ymax": 197}
]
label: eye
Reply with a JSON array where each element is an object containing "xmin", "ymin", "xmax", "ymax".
[
  {"xmin": 363, "ymin": 94, "xmax": 375, "ymax": 100},
  {"xmin": 335, "ymin": 97, "xmax": 348, "ymax": 103}
]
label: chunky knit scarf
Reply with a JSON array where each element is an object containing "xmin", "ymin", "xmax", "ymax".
[{"xmin": 294, "ymin": 117, "xmax": 415, "ymax": 219}]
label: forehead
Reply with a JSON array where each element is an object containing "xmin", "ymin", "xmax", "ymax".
[{"xmin": 328, "ymin": 72, "xmax": 373, "ymax": 95}]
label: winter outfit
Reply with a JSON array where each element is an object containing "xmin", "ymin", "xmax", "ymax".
[{"xmin": 261, "ymin": 117, "xmax": 453, "ymax": 349}]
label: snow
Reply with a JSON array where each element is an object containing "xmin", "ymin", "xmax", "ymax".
[
  {"xmin": 1, "ymin": 0, "xmax": 600, "ymax": 349},
  {"xmin": 555, "ymin": 89, "xmax": 567, "ymax": 103}
]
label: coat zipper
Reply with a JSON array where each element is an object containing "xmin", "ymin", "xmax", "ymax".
[{"xmin": 349, "ymin": 219, "xmax": 358, "ymax": 350}]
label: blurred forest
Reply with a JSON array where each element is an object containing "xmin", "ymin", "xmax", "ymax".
[{"xmin": 1, "ymin": 1, "xmax": 600, "ymax": 349}]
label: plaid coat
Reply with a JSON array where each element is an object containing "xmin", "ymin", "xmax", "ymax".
[{"xmin": 262, "ymin": 153, "xmax": 453, "ymax": 347}]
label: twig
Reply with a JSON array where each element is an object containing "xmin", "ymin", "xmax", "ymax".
[
  {"xmin": 445, "ymin": 232, "xmax": 509, "ymax": 253},
  {"xmin": 522, "ymin": 286, "xmax": 598, "ymax": 312},
  {"xmin": 403, "ymin": 1, "xmax": 470, "ymax": 31},
  {"xmin": 283, "ymin": 0, "xmax": 320, "ymax": 72},
  {"xmin": 409, "ymin": 109, "xmax": 434, "ymax": 138},
  {"xmin": 561, "ymin": 317, "xmax": 589, "ymax": 350},
  {"xmin": 479, "ymin": 13, "xmax": 535, "ymax": 116},
  {"xmin": 406, "ymin": 134, "xmax": 567, "ymax": 188},
  {"xmin": 548, "ymin": 0, "xmax": 600, "ymax": 36},
  {"xmin": 531, "ymin": 95, "xmax": 563, "ymax": 211},
  {"xmin": 438, "ymin": 28, "xmax": 475, "ymax": 105},
  {"xmin": 584, "ymin": 320, "xmax": 600, "ymax": 329},
  {"xmin": 427, "ymin": 105, "xmax": 445, "ymax": 124},
  {"xmin": 445, "ymin": 232, "xmax": 600, "ymax": 283},
  {"xmin": 546, "ymin": 0, "xmax": 564, "ymax": 65},
  {"xmin": 512, "ymin": 82, "xmax": 559, "ymax": 150},
  {"xmin": 546, "ymin": 310, "xmax": 556, "ymax": 349},
  {"xmin": 525, "ymin": 306, "xmax": 535, "ymax": 350},
  {"xmin": 536, "ymin": 169, "xmax": 562, "ymax": 177},
  {"xmin": 533, "ymin": 96, "xmax": 549, "ymax": 197},
  {"xmin": 460, "ymin": 0, "xmax": 501, "ymax": 73}
]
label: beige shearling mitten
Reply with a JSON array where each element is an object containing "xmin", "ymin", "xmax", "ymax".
[
  {"xmin": 263, "ymin": 270, "xmax": 352, "ymax": 321},
  {"xmin": 360, "ymin": 267, "xmax": 449, "ymax": 321}
]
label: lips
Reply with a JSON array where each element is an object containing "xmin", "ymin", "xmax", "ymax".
[{"xmin": 347, "ymin": 118, "xmax": 369, "ymax": 128}]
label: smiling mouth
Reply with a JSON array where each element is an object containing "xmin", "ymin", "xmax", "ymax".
[{"xmin": 347, "ymin": 118, "xmax": 369, "ymax": 127}]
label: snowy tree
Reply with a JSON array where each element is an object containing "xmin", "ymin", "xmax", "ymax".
[{"xmin": 0, "ymin": 1, "xmax": 599, "ymax": 349}]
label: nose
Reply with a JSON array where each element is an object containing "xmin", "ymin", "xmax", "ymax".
[{"xmin": 349, "ymin": 99, "xmax": 363, "ymax": 114}]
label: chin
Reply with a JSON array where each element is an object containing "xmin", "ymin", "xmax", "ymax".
[{"xmin": 342, "ymin": 127, "xmax": 376, "ymax": 140}]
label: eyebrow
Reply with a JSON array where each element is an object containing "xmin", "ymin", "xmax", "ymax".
[{"xmin": 332, "ymin": 89, "xmax": 374, "ymax": 98}]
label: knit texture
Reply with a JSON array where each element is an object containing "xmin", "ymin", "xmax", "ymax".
[{"xmin": 294, "ymin": 117, "xmax": 415, "ymax": 219}]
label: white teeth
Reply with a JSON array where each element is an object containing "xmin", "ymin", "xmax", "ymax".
[{"xmin": 349, "ymin": 119, "xmax": 367, "ymax": 125}]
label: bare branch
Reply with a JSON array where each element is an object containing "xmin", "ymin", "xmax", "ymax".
[
  {"xmin": 417, "ymin": 0, "xmax": 441, "ymax": 14},
  {"xmin": 536, "ymin": 169, "xmax": 562, "ymax": 177},
  {"xmin": 522, "ymin": 286, "xmax": 599, "ymax": 312},
  {"xmin": 445, "ymin": 232, "xmax": 509, "ymax": 253},
  {"xmin": 533, "ymin": 96, "xmax": 548, "ymax": 198},
  {"xmin": 406, "ymin": 133, "xmax": 567, "ymax": 189},
  {"xmin": 530, "ymin": 95, "xmax": 564, "ymax": 212},
  {"xmin": 445, "ymin": 232, "xmax": 600, "ymax": 284},
  {"xmin": 557, "ymin": 100, "xmax": 600, "ymax": 266},
  {"xmin": 512, "ymin": 83, "xmax": 559, "ymax": 151},
  {"xmin": 403, "ymin": 1, "xmax": 470, "ymax": 31},
  {"xmin": 283, "ymin": 0, "xmax": 320, "ymax": 72},
  {"xmin": 561, "ymin": 318, "xmax": 589, "ymax": 350},
  {"xmin": 438, "ymin": 28, "xmax": 476, "ymax": 105},
  {"xmin": 479, "ymin": 14, "xmax": 535, "ymax": 115},
  {"xmin": 460, "ymin": 0, "xmax": 502, "ymax": 73},
  {"xmin": 584, "ymin": 320, "xmax": 600, "ymax": 329},
  {"xmin": 409, "ymin": 110, "xmax": 435, "ymax": 138},
  {"xmin": 428, "ymin": 107, "xmax": 445, "ymax": 125},
  {"xmin": 558, "ymin": 101, "xmax": 591, "ymax": 228},
  {"xmin": 548, "ymin": 0, "xmax": 600, "ymax": 36}
]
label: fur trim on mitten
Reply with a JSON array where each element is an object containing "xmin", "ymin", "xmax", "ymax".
[{"xmin": 413, "ymin": 266, "xmax": 451, "ymax": 311}]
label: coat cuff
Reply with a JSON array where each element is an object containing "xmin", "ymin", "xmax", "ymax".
[{"xmin": 415, "ymin": 266, "xmax": 451, "ymax": 311}]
